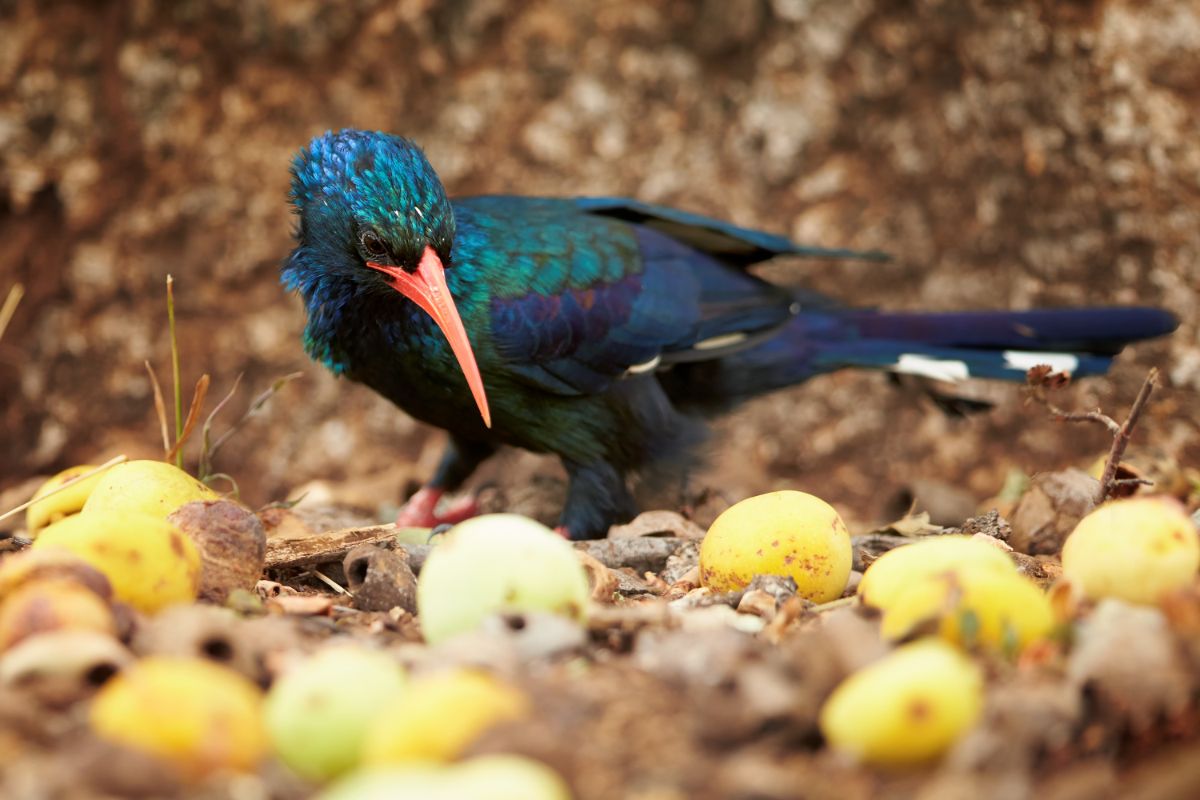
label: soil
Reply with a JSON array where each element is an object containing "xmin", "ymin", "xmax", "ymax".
[{"xmin": 2, "ymin": 1, "xmax": 1200, "ymax": 797}]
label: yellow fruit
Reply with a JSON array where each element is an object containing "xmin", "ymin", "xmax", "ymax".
[
  {"xmin": 0, "ymin": 578, "xmax": 117, "ymax": 650},
  {"xmin": 1062, "ymin": 496, "xmax": 1199, "ymax": 605},
  {"xmin": 82, "ymin": 460, "xmax": 217, "ymax": 522},
  {"xmin": 820, "ymin": 639, "xmax": 983, "ymax": 766},
  {"xmin": 880, "ymin": 567, "xmax": 1055, "ymax": 655},
  {"xmin": 90, "ymin": 657, "xmax": 267, "ymax": 780},
  {"xmin": 25, "ymin": 464, "xmax": 103, "ymax": 537},
  {"xmin": 699, "ymin": 491, "xmax": 852, "ymax": 600},
  {"xmin": 363, "ymin": 670, "xmax": 529, "ymax": 765},
  {"xmin": 265, "ymin": 646, "xmax": 408, "ymax": 781},
  {"xmin": 858, "ymin": 535, "xmax": 1016, "ymax": 610},
  {"xmin": 32, "ymin": 512, "xmax": 200, "ymax": 613},
  {"xmin": 417, "ymin": 514, "xmax": 589, "ymax": 644}
]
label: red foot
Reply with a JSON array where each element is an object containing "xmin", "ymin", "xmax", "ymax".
[
  {"xmin": 553, "ymin": 525, "xmax": 572, "ymax": 540},
  {"xmin": 396, "ymin": 487, "xmax": 480, "ymax": 528}
]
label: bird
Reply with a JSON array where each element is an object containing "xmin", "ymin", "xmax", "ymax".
[{"xmin": 281, "ymin": 129, "xmax": 1178, "ymax": 539}]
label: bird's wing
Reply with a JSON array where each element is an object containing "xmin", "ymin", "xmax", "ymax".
[
  {"xmin": 574, "ymin": 197, "xmax": 888, "ymax": 265},
  {"xmin": 471, "ymin": 199, "xmax": 798, "ymax": 397}
]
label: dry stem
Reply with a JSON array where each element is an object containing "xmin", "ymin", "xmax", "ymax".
[
  {"xmin": 0, "ymin": 283, "xmax": 24, "ymax": 343},
  {"xmin": 1027, "ymin": 366, "xmax": 1159, "ymax": 504}
]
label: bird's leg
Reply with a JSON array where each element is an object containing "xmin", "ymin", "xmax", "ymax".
[
  {"xmin": 396, "ymin": 437, "xmax": 495, "ymax": 528},
  {"xmin": 559, "ymin": 460, "xmax": 638, "ymax": 541}
]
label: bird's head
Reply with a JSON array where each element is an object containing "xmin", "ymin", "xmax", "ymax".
[{"xmin": 285, "ymin": 129, "xmax": 490, "ymax": 427}]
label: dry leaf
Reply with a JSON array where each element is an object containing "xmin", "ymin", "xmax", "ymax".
[
  {"xmin": 1009, "ymin": 470, "xmax": 1098, "ymax": 555},
  {"xmin": 578, "ymin": 550, "xmax": 621, "ymax": 603}
]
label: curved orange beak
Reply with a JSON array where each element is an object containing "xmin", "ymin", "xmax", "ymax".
[{"xmin": 367, "ymin": 246, "xmax": 492, "ymax": 428}]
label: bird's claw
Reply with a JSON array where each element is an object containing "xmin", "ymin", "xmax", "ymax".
[{"xmin": 396, "ymin": 486, "xmax": 480, "ymax": 528}]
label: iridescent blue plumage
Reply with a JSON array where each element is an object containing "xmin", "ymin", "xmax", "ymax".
[{"xmin": 282, "ymin": 129, "xmax": 1178, "ymax": 538}]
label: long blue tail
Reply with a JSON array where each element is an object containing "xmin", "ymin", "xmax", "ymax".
[{"xmin": 663, "ymin": 306, "xmax": 1177, "ymax": 410}]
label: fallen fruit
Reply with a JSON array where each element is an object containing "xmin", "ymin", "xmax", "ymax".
[
  {"xmin": 25, "ymin": 464, "xmax": 104, "ymax": 537},
  {"xmin": 0, "ymin": 630, "xmax": 131, "ymax": 698},
  {"xmin": 32, "ymin": 512, "xmax": 200, "ymax": 613},
  {"xmin": 0, "ymin": 549, "xmax": 112, "ymax": 601},
  {"xmin": 317, "ymin": 766, "xmax": 454, "ymax": 800},
  {"xmin": 168, "ymin": 499, "xmax": 266, "ymax": 603},
  {"xmin": 82, "ymin": 460, "xmax": 217, "ymax": 522},
  {"xmin": 699, "ymin": 490, "xmax": 852, "ymax": 601},
  {"xmin": 417, "ymin": 514, "xmax": 589, "ymax": 644},
  {"xmin": 0, "ymin": 577, "xmax": 117, "ymax": 651},
  {"xmin": 880, "ymin": 567, "xmax": 1056, "ymax": 655},
  {"xmin": 363, "ymin": 669, "xmax": 529, "ymax": 765},
  {"xmin": 264, "ymin": 646, "xmax": 407, "ymax": 781},
  {"xmin": 452, "ymin": 755, "xmax": 573, "ymax": 800},
  {"xmin": 318, "ymin": 756, "xmax": 571, "ymax": 800},
  {"xmin": 90, "ymin": 656, "xmax": 267, "ymax": 780},
  {"xmin": 1062, "ymin": 496, "xmax": 1199, "ymax": 606},
  {"xmin": 858, "ymin": 535, "xmax": 1016, "ymax": 610},
  {"xmin": 820, "ymin": 638, "xmax": 984, "ymax": 766}
]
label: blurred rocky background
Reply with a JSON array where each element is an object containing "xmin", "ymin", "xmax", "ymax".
[{"xmin": 2, "ymin": 0, "xmax": 1197, "ymax": 526}]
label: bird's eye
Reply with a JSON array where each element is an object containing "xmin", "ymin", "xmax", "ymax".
[{"xmin": 360, "ymin": 230, "xmax": 388, "ymax": 259}]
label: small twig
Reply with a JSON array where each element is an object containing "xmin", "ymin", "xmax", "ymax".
[
  {"xmin": 1095, "ymin": 368, "xmax": 1158, "ymax": 504},
  {"xmin": 0, "ymin": 283, "xmax": 24, "ymax": 344},
  {"xmin": 206, "ymin": 372, "xmax": 303, "ymax": 463},
  {"xmin": 307, "ymin": 569, "xmax": 352, "ymax": 597},
  {"xmin": 1027, "ymin": 366, "xmax": 1160, "ymax": 504},
  {"xmin": 1113, "ymin": 477, "xmax": 1154, "ymax": 490},
  {"xmin": 201, "ymin": 472, "xmax": 240, "ymax": 498},
  {"xmin": 144, "ymin": 361, "xmax": 171, "ymax": 457},
  {"xmin": 198, "ymin": 373, "xmax": 243, "ymax": 480},
  {"xmin": 167, "ymin": 275, "xmax": 183, "ymax": 469},
  {"xmin": 0, "ymin": 455, "xmax": 127, "ymax": 526},
  {"xmin": 1049, "ymin": 408, "xmax": 1121, "ymax": 435}
]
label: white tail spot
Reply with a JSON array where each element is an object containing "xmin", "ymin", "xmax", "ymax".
[
  {"xmin": 894, "ymin": 354, "xmax": 971, "ymax": 382},
  {"xmin": 1003, "ymin": 351, "xmax": 1079, "ymax": 374}
]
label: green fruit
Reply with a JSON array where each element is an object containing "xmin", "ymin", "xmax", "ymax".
[
  {"xmin": 417, "ymin": 514, "xmax": 588, "ymax": 644},
  {"xmin": 317, "ymin": 766, "xmax": 454, "ymax": 800},
  {"xmin": 699, "ymin": 491, "xmax": 852, "ymax": 600},
  {"xmin": 264, "ymin": 646, "xmax": 407, "ymax": 781},
  {"xmin": 858, "ymin": 535, "xmax": 1016, "ymax": 610},
  {"xmin": 820, "ymin": 639, "xmax": 983, "ymax": 766},
  {"xmin": 452, "ymin": 755, "xmax": 572, "ymax": 800},
  {"xmin": 1062, "ymin": 496, "xmax": 1199, "ymax": 605}
]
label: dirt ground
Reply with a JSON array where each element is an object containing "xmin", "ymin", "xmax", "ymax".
[
  {"xmin": 2, "ymin": 0, "xmax": 1197, "ymax": 530},
  {"xmin": 2, "ymin": 3, "xmax": 1200, "ymax": 798}
]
